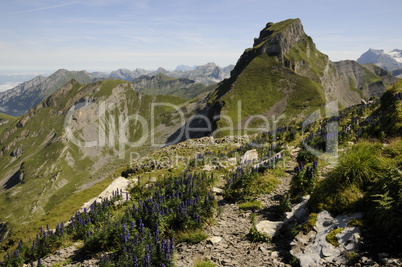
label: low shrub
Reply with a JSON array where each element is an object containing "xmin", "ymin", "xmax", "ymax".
[{"xmin": 175, "ymin": 229, "xmax": 208, "ymax": 244}]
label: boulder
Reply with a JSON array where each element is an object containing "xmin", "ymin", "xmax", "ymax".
[
  {"xmin": 284, "ymin": 195, "xmax": 310, "ymax": 223},
  {"xmin": 207, "ymin": 236, "xmax": 222, "ymax": 245},
  {"xmin": 203, "ymin": 165, "xmax": 215, "ymax": 172},
  {"xmin": 10, "ymin": 147, "xmax": 23, "ymax": 157},
  {"xmin": 255, "ymin": 220, "xmax": 283, "ymax": 238},
  {"xmin": 212, "ymin": 187, "xmax": 224, "ymax": 195},
  {"xmin": 240, "ymin": 149, "xmax": 259, "ymax": 165}
]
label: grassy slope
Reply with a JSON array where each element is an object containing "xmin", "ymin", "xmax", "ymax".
[
  {"xmin": 133, "ymin": 73, "xmax": 212, "ymax": 100},
  {"xmin": 212, "ymin": 52, "xmax": 325, "ymax": 137},
  {"xmin": 376, "ymin": 79, "xmax": 402, "ymax": 135},
  {"xmin": 0, "ymin": 79, "xmax": 188, "ymax": 234},
  {"xmin": 0, "ymin": 113, "xmax": 18, "ymax": 134},
  {"xmin": 307, "ymin": 81, "xmax": 402, "ymax": 242}
]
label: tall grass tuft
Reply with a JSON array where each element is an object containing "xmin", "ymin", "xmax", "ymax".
[{"xmin": 331, "ymin": 142, "xmax": 384, "ymax": 189}]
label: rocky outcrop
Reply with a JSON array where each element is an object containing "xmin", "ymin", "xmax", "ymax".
[
  {"xmin": 10, "ymin": 147, "xmax": 23, "ymax": 157},
  {"xmin": 0, "ymin": 222, "xmax": 9, "ymax": 244},
  {"xmin": 231, "ymin": 19, "xmax": 306, "ymax": 77},
  {"xmin": 290, "ymin": 210, "xmax": 363, "ymax": 266},
  {"xmin": 3, "ymin": 162, "xmax": 25, "ymax": 189},
  {"xmin": 240, "ymin": 149, "xmax": 259, "ymax": 165},
  {"xmin": 76, "ymin": 177, "xmax": 132, "ymax": 213}
]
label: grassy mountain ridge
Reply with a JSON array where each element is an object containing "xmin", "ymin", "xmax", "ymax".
[
  {"xmin": 0, "ymin": 70, "xmax": 94, "ymax": 117},
  {"xmin": 205, "ymin": 19, "xmax": 396, "ymax": 138},
  {"xmin": 0, "ymin": 78, "xmax": 195, "ymax": 234}
]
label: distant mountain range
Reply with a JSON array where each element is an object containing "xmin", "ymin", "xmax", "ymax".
[
  {"xmin": 357, "ymin": 49, "xmax": 402, "ymax": 76},
  {"xmin": 93, "ymin": 63, "xmax": 234, "ymax": 85},
  {"xmin": 0, "ymin": 63, "xmax": 233, "ymax": 117}
]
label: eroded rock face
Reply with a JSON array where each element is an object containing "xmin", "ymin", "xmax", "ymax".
[
  {"xmin": 0, "ymin": 222, "xmax": 9, "ymax": 244},
  {"xmin": 231, "ymin": 19, "xmax": 306, "ymax": 77},
  {"xmin": 332, "ymin": 60, "xmax": 395, "ymax": 98}
]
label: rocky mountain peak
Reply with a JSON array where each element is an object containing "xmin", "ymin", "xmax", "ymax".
[
  {"xmin": 253, "ymin": 18, "xmax": 305, "ymax": 57},
  {"xmin": 357, "ymin": 48, "xmax": 402, "ymax": 71},
  {"xmin": 231, "ymin": 18, "xmax": 306, "ymax": 77}
]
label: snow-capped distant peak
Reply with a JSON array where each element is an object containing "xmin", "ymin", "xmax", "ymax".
[{"xmin": 386, "ymin": 49, "xmax": 402, "ymax": 63}]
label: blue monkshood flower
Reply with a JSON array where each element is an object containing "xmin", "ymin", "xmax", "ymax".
[
  {"xmin": 32, "ymin": 241, "xmax": 35, "ymax": 249},
  {"xmin": 171, "ymin": 236, "xmax": 175, "ymax": 251},
  {"xmin": 130, "ymin": 221, "xmax": 135, "ymax": 230},
  {"xmin": 38, "ymin": 258, "xmax": 42, "ymax": 266},
  {"xmin": 133, "ymin": 256, "xmax": 138, "ymax": 267},
  {"xmin": 87, "ymin": 231, "xmax": 90, "ymax": 238},
  {"xmin": 252, "ymin": 206, "xmax": 256, "ymax": 213},
  {"xmin": 144, "ymin": 245, "xmax": 150, "ymax": 267},
  {"xmin": 15, "ymin": 249, "xmax": 19, "ymax": 258}
]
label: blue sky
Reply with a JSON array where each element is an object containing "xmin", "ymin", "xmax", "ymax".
[{"xmin": 0, "ymin": 0, "xmax": 401, "ymax": 74}]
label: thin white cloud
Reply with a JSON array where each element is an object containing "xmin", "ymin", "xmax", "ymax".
[
  {"xmin": 11, "ymin": 2, "xmax": 74, "ymax": 15},
  {"xmin": 0, "ymin": 82, "xmax": 22, "ymax": 92}
]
